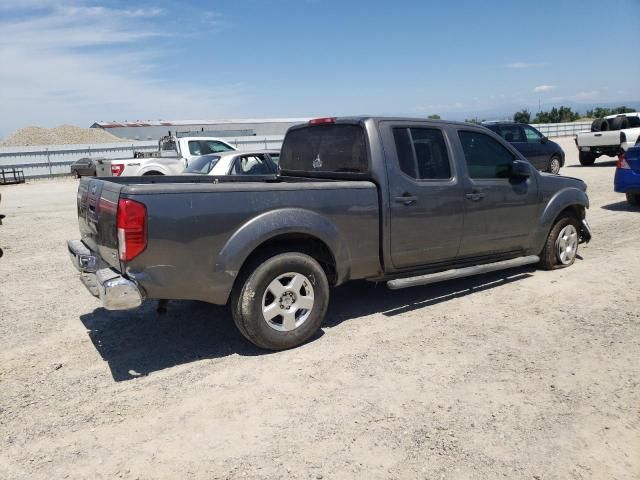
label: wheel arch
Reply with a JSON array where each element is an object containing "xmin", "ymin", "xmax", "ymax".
[
  {"xmin": 532, "ymin": 188, "xmax": 588, "ymax": 253},
  {"xmin": 215, "ymin": 208, "xmax": 351, "ymax": 302}
]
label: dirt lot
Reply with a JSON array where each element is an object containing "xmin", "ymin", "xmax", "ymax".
[{"xmin": 1, "ymin": 137, "xmax": 638, "ymax": 480}]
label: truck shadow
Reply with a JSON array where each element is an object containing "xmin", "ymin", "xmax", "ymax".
[
  {"xmin": 601, "ymin": 201, "xmax": 639, "ymax": 212},
  {"xmin": 567, "ymin": 160, "xmax": 617, "ymax": 168},
  {"xmin": 80, "ymin": 267, "xmax": 535, "ymax": 382}
]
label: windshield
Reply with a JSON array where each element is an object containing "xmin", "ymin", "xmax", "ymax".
[
  {"xmin": 279, "ymin": 124, "xmax": 368, "ymax": 175},
  {"xmin": 185, "ymin": 155, "xmax": 221, "ymax": 174}
]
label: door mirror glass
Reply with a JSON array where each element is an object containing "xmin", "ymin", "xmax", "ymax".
[{"xmin": 511, "ymin": 160, "xmax": 531, "ymax": 177}]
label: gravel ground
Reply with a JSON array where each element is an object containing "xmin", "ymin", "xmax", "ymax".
[
  {"xmin": 0, "ymin": 137, "xmax": 638, "ymax": 480},
  {"xmin": 0, "ymin": 125, "xmax": 125, "ymax": 147}
]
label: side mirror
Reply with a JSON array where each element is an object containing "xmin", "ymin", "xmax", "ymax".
[
  {"xmin": 511, "ymin": 160, "xmax": 531, "ymax": 178},
  {"xmin": 540, "ymin": 136, "xmax": 548, "ymax": 144}
]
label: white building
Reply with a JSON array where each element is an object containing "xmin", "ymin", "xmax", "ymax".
[{"xmin": 90, "ymin": 118, "xmax": 311, "ymax": 141}]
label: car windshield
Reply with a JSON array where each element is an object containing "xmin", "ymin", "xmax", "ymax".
[{"xmin": 185, "ymin": 155, "xmax": 221, "ymax": 174}]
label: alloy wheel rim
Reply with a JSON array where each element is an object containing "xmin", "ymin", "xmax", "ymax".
[
  {"xmin": 262, "ymin": 272, "xmax": 315, "ymax": 332},
  {"xmin": 550, "ymin": 158, "xmax": 561, "ymax": 174},
  {"xmin": 556, "ymin": 224, "xmax": 578, "ymax": 265}
]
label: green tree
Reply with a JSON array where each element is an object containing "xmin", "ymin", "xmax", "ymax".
[
  {"xmin": 611, "ymin": 106, "xmax": 634, "ymax": 115},
  {"xmin": 513, "ymin": 109, "xmax": 531, "ymax": 123},
  {"xmin": 427, "ymin": 114, "xmax": 441, "ymax": 119},
  {"xmin": 533, "ymin": 106, "xmax": 579, "ymax": 124}
]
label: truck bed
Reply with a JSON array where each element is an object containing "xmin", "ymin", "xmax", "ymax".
[{"xmin": 77, "ymin": 175, "xmax": 381, "ymax": 304}]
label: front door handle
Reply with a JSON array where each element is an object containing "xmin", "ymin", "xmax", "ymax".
[
  {"xmin": 394, "ymin": 193, "xmax": 418, "ymax": 205},
  {"xmin": 465, "ymin": 190, "xmax": 485, "ymax": 201}
]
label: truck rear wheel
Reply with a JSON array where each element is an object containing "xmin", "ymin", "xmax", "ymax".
[
  {"xmin": 231, "ymin": 252, "xmax": 329, "ymax": 350},
  {"xmin": 627, "ymin": 193, "xmax": 640, "ymax": 206},
  {"xmin": 579, "ymin": 151, "xmax": 596, "ymax": 166},
  {"xmin": 538, "ymin": 213, "xmax": 580, "ymax": 270}
]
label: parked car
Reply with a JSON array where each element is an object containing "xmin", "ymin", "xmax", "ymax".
[
  {"xmin": 614, "ymin": 139, "xmax": 640, "ymax": 205},
  {"xmin": 184, "ymin": 150, "xmax": 279, "ymax": 176},
  {"xmin": 68, "ymin": 116, "xmax": 592, "ymax": 351},
  {"xmin": 70, "ymin": 157, "xmax": 98, "ymax": 178},
  {"xmin": 483, "ymin": 121, "xmax": 565, "ymax": 174},
  {"xmin": 96, "ymin": 133, "xmax": 236, "ymax": 177},
  {"xmin": 575, "ymin": 112, "xmax": 640, "ymax": 165}
]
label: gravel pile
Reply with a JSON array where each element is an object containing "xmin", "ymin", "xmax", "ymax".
[{"xmin": 0, "ymin": 125, "xmax": 126, "ymax": 147}]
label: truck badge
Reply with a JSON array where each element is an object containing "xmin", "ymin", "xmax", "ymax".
[{"xmin": 313, "ymin": 154, "xmax": 323, "ymax": 169}]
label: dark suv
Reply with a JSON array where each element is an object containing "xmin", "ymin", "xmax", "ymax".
[{"xmin": 483, "ymin": 122, "xmax": 565, "ymax": 174}]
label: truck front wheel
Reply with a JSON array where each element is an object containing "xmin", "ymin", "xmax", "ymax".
[
  {"xmin": 231, "ymin": 252, "xmax": 330, "ymax": 350},
  {"xmin": 538, "ymin": 213, "xmax": 581, "ymax": 270},
  {"xmin": 578, "ymin": 151, "xmax": 596, "ymax": 166}
]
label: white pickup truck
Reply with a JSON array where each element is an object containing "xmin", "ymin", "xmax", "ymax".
[
  {"xmin": 97, "ymin": 133, "xmax": 236, "ymax": 176},
  {"xmin": 575, "ymin": 112, "xmax": 640, "ymax": 166}
]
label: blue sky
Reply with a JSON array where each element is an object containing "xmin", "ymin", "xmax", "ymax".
[{"xmin": 0, "ymin": 0, "xmax": 639, "ymax": 136}]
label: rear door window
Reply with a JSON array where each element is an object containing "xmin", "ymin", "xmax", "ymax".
[
  {"xmin": 279, "ymin": 124, "xmax": 368, "ymax": 174},
  {"xmin": 392, "ymin": 127, "xmax": 451, "ymax": 180},
  {"xmin": 497, "ymin": 125, "xmax": 525, "ymax": 143},
  {"xmin": 231, "ymin": 154, "xmax": 274, "ymax": 175}
]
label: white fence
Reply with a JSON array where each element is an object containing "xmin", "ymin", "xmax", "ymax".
[
  {"xmin": 0, "ymin": 136, "xmax": 285, "ymax": 179},
  {"xmin": 530, "ymin": 121, "xmax": 591, "ymax": 137}
]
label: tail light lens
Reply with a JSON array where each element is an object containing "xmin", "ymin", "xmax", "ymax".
[
  {"xmin": 117, "ymin": 199, "xmax": 147, "ymax": 261},
  {"xmin": 111, "ymin": 164, "xmax": 125, "ymax": 176},
  {"xmin": 617, "ymin": 153, "xmax": 630, "ymax": 169}
]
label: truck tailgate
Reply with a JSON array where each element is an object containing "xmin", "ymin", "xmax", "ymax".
[
  {"xmin": 577, "ymin": 130, "xmax": 622, "ymax": 147},
  {"xmin": 77, "ymin": 178, "xmax": 120, "ymax": 269}
]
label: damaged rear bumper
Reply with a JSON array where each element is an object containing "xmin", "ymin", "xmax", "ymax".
[{"xmin": 67, "ymin": 239, "xmax": 144, "ymax": 310}]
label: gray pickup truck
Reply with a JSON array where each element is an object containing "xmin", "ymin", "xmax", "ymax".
[{"xmin": 68, "ymin": 117, "xmax": 592, "ymax": 350}]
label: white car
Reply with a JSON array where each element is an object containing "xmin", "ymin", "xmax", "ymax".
[
  {"xmin": 184, "ymin": 150, "xmax": 280, "ymax": 176},
  {"xmin": 98, "ymin": 134, "xmax": 236, "ymax": 177},
  {"xmin": 575, "ymin": 112, "xmax": 640, "ymax": 165}
]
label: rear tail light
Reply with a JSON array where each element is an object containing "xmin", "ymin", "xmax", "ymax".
[
  {"xmin": 111, "ymin": 164, "xmax": 125, "ymax": 176},
  {"xmin": 617, "ymin": 153, "xmax": 630, "ymax": 169},
  {"xmin": 117, "ymin": 199, "xmax": 147, "ymax": 261},
  {"xmin": 309, "ymin": 117, "xmax": 336, "ymax": 126}
]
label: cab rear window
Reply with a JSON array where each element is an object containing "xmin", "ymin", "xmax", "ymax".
[{"xmin": 279, "ymin": 124, "xmax": 368, "ymax": 174}]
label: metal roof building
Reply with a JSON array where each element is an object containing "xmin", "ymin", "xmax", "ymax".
[{"xmin": 90, "ymin": 118, "xmax": 310, "ymax": 141}]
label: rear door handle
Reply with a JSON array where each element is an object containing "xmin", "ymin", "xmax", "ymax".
[
  {"xmin": 394, "ymin": 194, "xmax": 418, "ymax": 205},
  {"xmin": 465, "ymin": 191, "xmax": 485, "ymax": 201}
]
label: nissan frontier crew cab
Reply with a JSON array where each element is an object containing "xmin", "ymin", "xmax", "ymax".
[{"xmin": 68, "ymin": 117, "xmax": 592, "ymax": 350}]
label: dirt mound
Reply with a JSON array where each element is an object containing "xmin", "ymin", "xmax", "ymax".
[{"xmin": 0, "ymin": 125, "xmax": 125, "ymax": 147}]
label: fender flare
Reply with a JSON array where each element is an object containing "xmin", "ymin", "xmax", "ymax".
[
  {"xmin": 214, "ymin": 208, "xmax": 352, "ymax": 295},
  {"xmin": 532, "ymin": 187, "xmax": 589, "ymax": 252}
]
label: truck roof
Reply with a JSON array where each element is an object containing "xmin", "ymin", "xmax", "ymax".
[{"xmin": 292, "ymin": 116, "xmax": 477, "ymax": 129}]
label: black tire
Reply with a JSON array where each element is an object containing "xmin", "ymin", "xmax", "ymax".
[
  {"xmin": 231, "ymin": 252, "xmax": 329, "ymax": 350},
  {"xmin": 609, "ymin": 116, "xmax": 629, "ymax": 131},
  {"xmin": 627, "ymin": 193, "xmax": 640, "ymax": 206},
  {"xmin": 591, "ymin": 118, "xmax": 609, "ymax": 132},
  {"xmin": 538, "ymin": 213, "xmax": 581, "ymax": 270},
  {"xmin": 579, "ymin": 151, "xmax": 596, "ymax": 166},
  {"xmin": 547, "ymin": 155, "xmax": 562, "ymax": 174},
  {"xmin": 143, "ymin": 171, "xmax": 163, "ymax": 176}
]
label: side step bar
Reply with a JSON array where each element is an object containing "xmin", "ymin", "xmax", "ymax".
[{"xmin": 387, "ymin": 255, "xmax": 540, "ymax": 290}]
